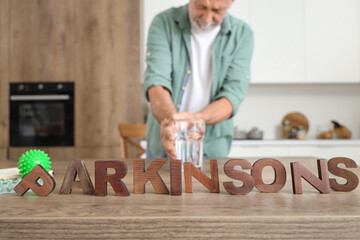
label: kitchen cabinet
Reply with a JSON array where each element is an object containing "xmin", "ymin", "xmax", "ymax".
[
  {"xmin": 250, "ymin": 0, "xmax": 360, "ymax": 84},
  {"xmin": 249, "ymin": 0, "xmax": 305, "ymax": 84},
  {"xmin": 304, "ymin": 0, "xmax": 360, "ymax": 83},
  {"xmin": 0, "ymin": 148, "xmax": 6, "ymax": 161}
]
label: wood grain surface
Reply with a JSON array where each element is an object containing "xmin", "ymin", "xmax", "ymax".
[
  {"xmin": 74, "ymin": 0, "xmax": 142, "ymax": 155},
  {"xmin": 0, "ymin": 0, "xmax": 9, "ymax": 148},
  {"xmin": 1, "ymin": 157, "xmax": 359, "ymax": 239},
  {"xmin": 9, "ymin": 0, "xmax": 75, "ymax": 82}
]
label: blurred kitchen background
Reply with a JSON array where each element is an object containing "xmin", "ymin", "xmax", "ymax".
[{"xmin": 0, "ymin": 0, "xmax": 359, "ymax": 162}]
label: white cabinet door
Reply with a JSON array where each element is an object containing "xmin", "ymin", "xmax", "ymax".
[
  {"xmin": 305, "ymin": 0, "xmax": 360, "ymax": 83},
  {"xmin": 250, "ymin": 0, "xmax": 305, "ymax": 84}
]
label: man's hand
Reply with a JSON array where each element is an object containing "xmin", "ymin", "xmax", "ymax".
[
  {"xmin": 160, "ymin": 117, "xmax": 176, "ymax": 159},
  {"xmin": 160, "ymin": 112, "xmax": 197, "ymax": 159}
]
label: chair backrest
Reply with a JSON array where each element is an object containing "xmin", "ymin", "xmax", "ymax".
[{"xmin": 118, "ymin": 124, "xmax": 146, "ymax": 158}]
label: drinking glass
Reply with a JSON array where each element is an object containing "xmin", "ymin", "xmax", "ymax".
[{"xmin": 174, "ymin": 120, "xmax": 206, "ymax": 170}]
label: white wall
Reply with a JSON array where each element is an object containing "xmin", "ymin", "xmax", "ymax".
[{"xmin": 234, "ymin": 84, "xmax": 360, "ymax": 140}]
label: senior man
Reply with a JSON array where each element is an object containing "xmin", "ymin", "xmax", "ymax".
[{"xmin": 144, "ymin": 0, "xmax": 254, "ymax": 159}]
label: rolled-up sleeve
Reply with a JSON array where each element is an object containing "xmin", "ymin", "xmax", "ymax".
[
  {"xmin": 214, "ymin": 26, "xmax": 254, "ymax": 117},
  {"xmin": 143, "ymin": 15, "xmax": 173, "ymax": 101}
]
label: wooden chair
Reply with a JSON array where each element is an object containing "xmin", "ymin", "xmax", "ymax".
[{"xmin": 118, "ymin": 124, "xmax": 146, "ymax": 158}]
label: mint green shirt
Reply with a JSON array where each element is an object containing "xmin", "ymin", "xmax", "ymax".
[{"xmin": 144, "ymin": 4, "xmax": 254, "ymax": 158}]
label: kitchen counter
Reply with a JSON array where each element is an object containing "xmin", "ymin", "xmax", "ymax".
[
  {"xmin": 229, "ymin": 140, "xmax": 360, "ymax": 162},
  {"xmin": 232, "ymin": 139, "xmax": 360, "ymax": 146},
  {"xmin": 0, "ymin": 157, "xmax": 360, "ymax": 239}
]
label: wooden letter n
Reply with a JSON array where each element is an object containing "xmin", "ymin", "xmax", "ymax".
[
  {"xmin": 184, "ymin": 160, "xmax": 219, "ymax": 193},
  {"xmin": 14, "ymin": 165, "xmax": 56, "ymax": 196},
  {"xmin": 95, "ymin": 161, "xmax": 130, "ymax": 196},
  {"xmin": 59, "ymin": 160, "xmax": 94, "ymax": 195},
  {"xmin": 291, "ymin": 159, "xmax": 330, "ymax": 194}
]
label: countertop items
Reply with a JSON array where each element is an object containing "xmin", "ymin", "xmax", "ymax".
[
  {"xmin": 281, "ymin": 112, "xmax": 309, "ymax": 140},
  {"xmin": 332, "ymin": 120, "xmax": 352, "ymax": 139},
  {"xmin": 317, "ymin": 120, "xmax": 352, "ymax": 140},
  {"xmin": 282, "ymin": 112, "xmax": 309, "ymax": 133},
  {"xmin": 246, "ymin": 127, "xmax": 263, "ymax": 140},
  {"xmin": 234, "ymin": 127, "xmax": 263, "ymax": 140}
]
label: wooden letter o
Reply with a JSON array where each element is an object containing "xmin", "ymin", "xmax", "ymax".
[{"xmin": 251, "ymin": 158, "xmax": 286, "ymax": 193}]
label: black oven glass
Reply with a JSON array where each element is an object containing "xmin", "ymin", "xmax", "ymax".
[
  {"xmin": 19, "ymin": 103, "xmax": 65, "ymax": 137},
  {"xmin": 10, "ymin": 82, "xmax": 74, "ymax": 147}
]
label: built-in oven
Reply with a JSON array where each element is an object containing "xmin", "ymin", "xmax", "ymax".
[{"xmin": 9, "ymin": 82, "xmax": 74, "ymax": 146}]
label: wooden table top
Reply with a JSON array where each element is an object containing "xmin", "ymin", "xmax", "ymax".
[{"xmin": 0, "ymin": 157, "xmax": 359, "ymax": 239}]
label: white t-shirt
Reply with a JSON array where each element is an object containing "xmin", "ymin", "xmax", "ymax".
[{"xmin": 179, "ymin": 24, "xmax": 221, "ymax": 113}]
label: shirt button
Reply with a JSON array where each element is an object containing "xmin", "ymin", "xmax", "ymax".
[
  {"xmin": 182, "ymin": 86, "xmax": 186, "ymax": 90},
  {"xmin": 147, "ymin": 52, "xmax": 151, "ymax": 57},
  {"xmin": 246, "ymin": 75, "xmax": 250, "ymax": 79},
  {"xmin": 187, "ymin": 69, "xmax": 191, "ymax": 74},
  {"xmin": 177, "ymin": 104, "xmax": 181, "ymax": 108}
]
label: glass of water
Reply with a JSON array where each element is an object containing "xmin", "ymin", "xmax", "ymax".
[{"xmin": 174, "ymin": 120, "xmax": 206, "ymax": 170}]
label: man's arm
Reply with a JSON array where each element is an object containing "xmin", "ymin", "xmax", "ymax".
[
  {"xmin": 148, "ymin": 85, "xmax": 177, "ymax": 159},
  {"xmin": 194, "ymin": 97, "xmax": 233, "ymax": 125},
  {"xmin": 171, "ymin": 97, "xmax": 233, "ymax": 125},
  {"xmin": 148, "ymin": 86, "xmax": 176, "ymax": 123}
]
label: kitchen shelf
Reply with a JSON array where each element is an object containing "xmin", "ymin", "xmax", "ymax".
[{"xmin": 232, "ymin": 139, "xmax": 360, "ymax": 147}]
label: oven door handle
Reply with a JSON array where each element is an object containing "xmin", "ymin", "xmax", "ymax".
[{"xmin": 10, "ymin": 94, "xmax": 70, "ymax": 101}]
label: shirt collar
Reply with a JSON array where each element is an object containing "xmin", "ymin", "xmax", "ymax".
[{"xmin": 174, "ymin": 4, "xmax": 232, "ymax": 35}]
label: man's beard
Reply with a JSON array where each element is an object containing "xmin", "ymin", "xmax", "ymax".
[
  {"xmin": 192, "ymin": 17, "xmax": 219, "ymax": 32},
  {"xmin": 189, "ymin": 7, "xmax": 220, "ymax": 32}
]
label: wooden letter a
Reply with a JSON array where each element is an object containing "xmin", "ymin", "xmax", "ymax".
[
  {"xmin": 184, "ymin": 160, "xmax": 219, "ymax": 193},
  {"xmin": 14, "ymin": 165, "xmax": 56, "ymax": 196},
  {"xmin": 59, "ymin": 160, "xmax": 94, "ymax": 195},
  {"xmin": 291, "ymin": 159, "xmax": 330, "ymax": 194},
  {"xmin": 133, "ymin": 159, "xmax": 169, "ymax": 194}
]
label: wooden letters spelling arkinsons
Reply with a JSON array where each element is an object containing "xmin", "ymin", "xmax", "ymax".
[{"xmin": 14, "ymin": 157, "xmax": 360, "ymax": 196}]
